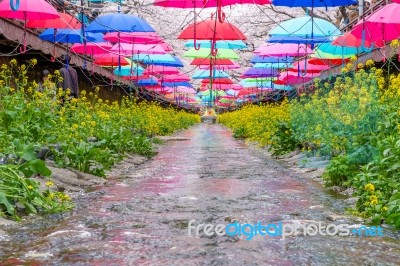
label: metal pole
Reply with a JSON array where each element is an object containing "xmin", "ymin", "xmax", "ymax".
[{"xmin": 359, "ymin": 0, "xmax": 364, "ymax": 17}]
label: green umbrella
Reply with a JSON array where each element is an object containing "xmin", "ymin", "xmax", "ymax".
[
  {"xmin": 312, "ymin": 42, "xmax": 358, "ymax": 59},
  {"xmin": 184, "ymin": 48, "xmax": 239, "ymax": 59}
]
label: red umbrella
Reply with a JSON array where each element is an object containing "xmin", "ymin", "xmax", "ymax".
[
  {"xmin": 122, "ymin": 75, "xmax": 155, "ymax": 81},
  {"xmin": 238, "ymin": 88, "xmax": 262, "ymax": 96},
  {"xmin": 308, "ymin": 58, "xmax": 349, "ymax": 66},
  {"xmin": 94, "ymin": 54, "xmax": 130, "ymax": 66},
  {"xmin": 191, "ymin": 58, "xmax": 235, "ymax": 66},
  {"xmin": 0, "ymin": 0, "xmax": 59, "ymax": 53},
  {"xmin": 111, "ymin": 43, "xmax": 167, "ymax": 55},
  {"xmin": 144, "ymin": 66, "xmax": 181, "ymax": 75},
  {"xmin": 178, "ymin": 18, "xmax": 246, "ymax": 41},
  {"xmin": 26, "ymin": 12, "xmax": 81, "ymax": 29},
  {"xmin": 332, "ymin": 32, "xmax": 372, "ymax": 48},
  {"xmin": 201, "ymin": 78, "xmax": 233, "ymax": 84},
  {"xmin": 289, "ymin": 59, "xmax": 329, "ymax": 73}
]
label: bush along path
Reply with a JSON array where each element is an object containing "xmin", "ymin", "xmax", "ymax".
[
  {"xmin": 218, "ymin": 56, "xmax": 400, "ymax": 229},
  {"xmin": 0, "ymin": 59, "xmax": 200, "ymax": 220}
]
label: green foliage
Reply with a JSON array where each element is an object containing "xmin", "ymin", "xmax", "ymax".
[
  {"xmin": 269, "ymin": 121, "xmax": 300, "ymax": 156},
  {"xmin": 322, "ymin": 154, "xmax": 360, "ymax": 187}
]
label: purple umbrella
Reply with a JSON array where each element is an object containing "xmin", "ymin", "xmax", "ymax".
[{"xmin": 241, "ymin": 68, "xmax": 279, "ymax": 78}]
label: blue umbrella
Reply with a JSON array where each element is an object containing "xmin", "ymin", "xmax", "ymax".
[
  {"xmin": 134, "ymin": 54, "xmax": 184, "ymax": 67},
  {"xmin": 184, "ymin": 40, "xmax": 247, "ymax": 49},
  {"xmin": 86, "ymin": 13, "xmax": 155, "ymax": 33},
  {"xmin": 114, "ymin": 66, "xmax": 144, "ymax": 77},
  {"xmin": 272, "ymin": 0, "xmax": 357, "ymax": 7},
  {"xmin": 242, "ymin": 68, "xmax": 279, "ymax": 78},
  {"xmin": 253, "ymin": 62, "xmax": 292, "ymax": 69},
  {"xmin": 269, "ymin": 16, "xmax": 340, "ymax": 39},
  {"xmin": 39, "ymin": 28, "xmax": 95, "ymax": 44},
  {"xmin": 192, "ymin": 70, "xmax": 230, "ymax": 79},
  {"xmin": 137, "ymin": 78, "xmax": 159, "ymax": 86},
  {"xmin": 274, "ymin": 84, "xmax": 293, "ymax": 91},
  {"xmin": 251, "ymin": 55, "xmax": 293, "ymax": 64},
  {"xmin": 266, "ymin": 35, "xmax": 331, "ymax": 44},
  {"xmin": 163, "ymin": 81, "xmax": 192, "ymax": 87}
]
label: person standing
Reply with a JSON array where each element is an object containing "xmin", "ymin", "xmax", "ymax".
[{"xmin": 58, "ymin": 54, "xmax": 79, "ymax": 99}]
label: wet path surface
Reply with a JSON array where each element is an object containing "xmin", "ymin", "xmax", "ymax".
[{"xmin": 1, "ymin": 124, "xmax": 399, "ymax": 265}]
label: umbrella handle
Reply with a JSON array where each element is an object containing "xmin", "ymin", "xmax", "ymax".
[
  {"xmin": 19, "ymin": 38, "xmax": 27, "ymax": 54},
  {"xmin": 10, "ymin": 0, "xmax": 20, "ymax": 11},
  {"xmin": 50, "ymin": 45, "xmax": 56, "ymax": 62},
  {"xmin": 360, "ymin": 29, "xmax": 374, "ymax": 53},
  {"xmin": 217, "ymin": 7, "xmax": 225, "ymax": 23}
]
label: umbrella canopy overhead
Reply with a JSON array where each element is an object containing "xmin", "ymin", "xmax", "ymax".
[
  {"xmin": 39, "ymin": 29, "xmax": 95, "ymax": 44},
  {"xmin": 184, "ymin": 48, "xmax": 239, "ymax": 59},
  {"xmin": 192, "ymin": 70, "xmax": 230, "ymax": 79},
  {"xmin": 114, "ymin": 66, "xmax": 145, "ymax": 77},
  {"xmin": 178, "ymin": 18, "xmax": 246, "ymax": 40},
  {"xmin": 111, "ymin": 43, "xmax": 167, "ymax": 55},
  {"xmin": 103, "ymin": 32, "xmax": 163, "ymax": 44},
  {"xmin": 266, "ymin": 35, "xmax": 331, "ymax": 44},
  {"xmin": 351, "ymin": 2, "xmax": 400, "ymax": 47},
  {"xmin": 332, "ymin": 32, "xmax": 372, "ymax": 48},
  {"xmin": 290, "ymin": 59, "xmax": 330, "ymax": 73},
  {"xmin": 199, "ymin": 62, "xmax": 241, "ymax": 70},
  {"xmin": 94, "ymin": 54, "xmax": 130, "ymax": 66},
  {"xmin": 27, "ymin": 12, "xmax": 81, "ymax": 29},
  {"xmin": 184, "ymin": 40, "xmax": 247, "ymax": 49},
  {"xmin": 313, "ymin": 42, "xmax": 359, "ymax": 59},
  {"xmin": 0, "ymin": 0, "xmax": 59, "ymax": 20},
  {"xmin": 253, "ymin": 62, "xmax": 292, "ymax": 69},
  {"xmin": 154, "ymin": 0, "xmax": 271, "ymax": 8},
  {"xmin": 242, "ymin": 68, "xmax": 279, "ymax": 78},
  {"xmin": 268, "ymin": 16, "xmax": 340, "ymax": 40},
  {"xmin": 71, "ymin": 42, "xmax": 112, "ymax": 55},
  {"xmin": 190, "ymin": 58, "xmax": 235, "ymax": 66},
  {"xmin": 272, "ymin": 0, "xmax": 357, "ymax": 7},
  {"xmin": 251, "ymin": 55, "xmax": 294, "ymax": 63},
  {"xmin": 202, "ymin": 78, "xmax": 233, "ymax": 84},
  {"xmin": 86, "ymin": 13, "xmax": 155, "ymax": 33},
  {"xmin": 256, "ymin": 43, "xmax": 313, "ymax": 57},
  {"xmin": 144, "ymin": 66, "xmax": 181, "ymax": 75}
]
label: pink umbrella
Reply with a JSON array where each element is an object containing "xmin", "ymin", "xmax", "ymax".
[
  {"xmin": 161, "ymin": 74, "xmax": 190, "ymax": 82},
  {"xmin": 111, "ymin": 43, "xmax": 167, "ymax": 55},
  {"xmin": 289, "ymin": 59, "xmax": 329, "ymax": 73},
  {"xmin": 71, "ymin": 42, "xmax": 112, "ymax": 55},
  {"xmin": 144, "ymin": 66, "xmax": 181, "ymax": 75},
  {"xmin": 0, "ymin": 0, "xmax": 59, "ymax": 53},
  {"xmin": 158, "ymin": 42, "xmax": 174, "ymax": 52},
  {"xmin": 26, "ymin": 12, "xmax": 81, "ymax": 29},
  {"xmin": 200, "ymin": 83, "xmax": 235, "ymax": 90},
  {"xmin": 255, "ymin": 43, "xmax": 313, "ymax": 57},
  {"xmin": 103, "ymin": 32, "xmax": 163, "ymax": 44},
  {"xmin": 276, "ymin": 71, "xmax": 316, "ymax": 85},
  {"xmin": 351, "ymin": 2, "xmax": 400, "ymax": 48}
]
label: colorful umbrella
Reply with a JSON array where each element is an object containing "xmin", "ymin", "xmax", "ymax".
[
  {"xmin": 86, "ymin": 13, "xmax": 155, "ymax": 33},
  {"xmin": 111, "ymin": 43, "xmax": 167, "ymax": 55},
  {"xmin": 313, "ymin": 42, "xmax": 358, "ymax": 59},
  {"xmin": 253, "ymin": 62, "xmax": 292, "ymax": 69},
  {"xmin": 161, "ymin": 74, "xmax": 191, "ymax": 82},
  {"xmin": 178, "ymin": 18, "xmax": 246, "ymax": 41},
  {"xmin": 0, "ymin": 0, "xmax": 59, "ymax": 53},
  {"xmin": 266, "ymin": 35, "xmax": 331, "ymax": 44},
  {"xmin": 184, "ymin": 48, "xmax": 239, "ymax": 59},
  {"xmin": 192, "ymin": 70, "xmax": 230, "ymax": 79},
  {"xmin": 163, "ymin": 81, "xmax": 193, "ymax": 87},
  {"xmin": 351, "ymin": 2, "xmax": 400, "ymax": 48},
  {"xmin": 199, "ymin": 62, "xmax": 241, "ymax": 70},
  {"xmin": 272, "ymin": 0, "xmax": 357, "ymax": 8},
  {"xmin": 289, "ymin": 59, "xmax": 330, "ymax": 73},
  {"xmin": 26, "ymin": 12, "xmax": 81, "ymax": 29},
  {"xmin": 94, "ymin": 54, "xmax": 130, "ymax": 66},
  {"xmin": 71, "ymin": 42, "xmax": 112, "ymax": 55},
  {"xmin": 133, "ymin": 54, "xmax": 184, "ymax": 67},
  {"xmin": 268, "ymin": 16, "xmax": 340, "ymax": 41},
  {"xmin": 103, "ymin": 32, "xmax": 163, "ymax": 44},
  {"xmin": 202, "ymin": 78, "xmax": 233, "ymax": 84},
  {"xmin": 332, "ymin": 32, "xmax": 372, "ymax": 48},
  {"xmin": 251, "ymin": 55, "xmax": 294, "ymax": 63},
  {"xmin": 154, "ymin": 0, "xmax": 271, "ymax": 8},
  {"xmin": 39, "ymin": 28, "xmax": 94, "ymax": 44},
  {"xmin": 184, "ymin": 40, "xmax": 247, "ymax": 49},
  {"xmin": 256, "ymin": 43, "xmax": 313, "ymax": 57},
  {"xmin": 242, "ymin": 68, "xmax": 279, "ymax": 78},
  {"xmin": 144, "ymin": 66, "xmax": 181, "ymax": 75},
  {"xmin": 276, "ymin": 71, "xmax": 316, "ymax": 85},
  {"xmin": 191, "ymin": 58, "xmax": 235, "ymax": 66}
]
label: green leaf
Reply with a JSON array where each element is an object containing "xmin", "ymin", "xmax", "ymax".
[
  {"xmin": 18, "ymin": 159, "xmax": 52, "ymax": 178},
  {"xmin": 22, "ymin": 201, "xmax": 37, "ymax": 214},
  {"xmin": 0, "ymin": 192, "xmax": 15, "ymax": 216}
]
